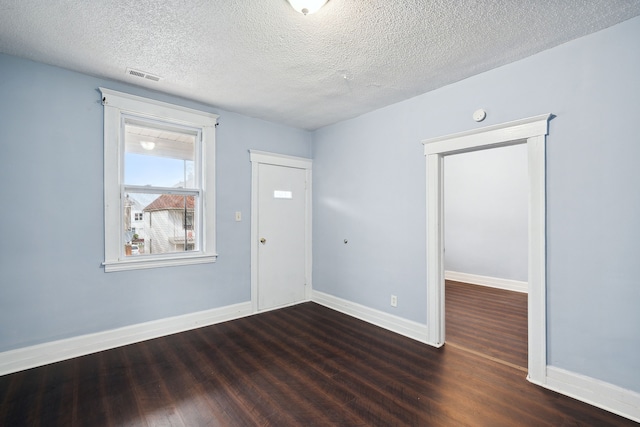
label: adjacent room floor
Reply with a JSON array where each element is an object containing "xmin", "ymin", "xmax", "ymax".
[
  {"xmin": 0, "ymin": 301, "xmax": 634, "ymax": 426},
  {"xmin": 445, "ymin": 280, "xmax": 528, "ymax": 370}
]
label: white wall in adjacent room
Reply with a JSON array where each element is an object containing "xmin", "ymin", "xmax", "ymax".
[{"xmin": 444, "ymin": 144, "xmax": 528, "ymax": 282}]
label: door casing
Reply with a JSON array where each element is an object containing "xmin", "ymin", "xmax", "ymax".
[
  {"xmin": 250, "ymin": 150, "xmax": 313, "ymax": 313},
  {"xmin": 422, "ymin": 114, "xmax": 551, "ymax": 385}
]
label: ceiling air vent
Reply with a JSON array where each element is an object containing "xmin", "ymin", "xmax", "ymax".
[{"xmin": 125, "ymin": 67, "xmax": 162, "ymax": 82}]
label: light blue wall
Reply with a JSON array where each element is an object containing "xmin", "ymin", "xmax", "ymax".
[
  {"xmin": 0, "ymin": 53, "xmax": 312, "ymax": 352},
  {"xmin": 313, "ymin": 16, "xmax": 640, "ymax": 392},
  {"xmin": 444, "ymin": 144, "xmax": 528, "ymax": 282}
]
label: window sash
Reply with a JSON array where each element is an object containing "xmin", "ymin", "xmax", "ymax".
[
  {"xmin": 122, "ymin": 186, "xmax": 202, "ymax": 258},
  {"xmin": 121, "ymin": 114, "xmax": 202, "ymax": 189}
]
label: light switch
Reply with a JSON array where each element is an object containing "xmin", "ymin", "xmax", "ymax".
[{"xmin": 235, "ymin": 211, "xmax": 242, "ymax": 222}]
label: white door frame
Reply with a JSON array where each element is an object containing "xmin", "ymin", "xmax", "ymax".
[
  {"xmin": 422, "ymin": 114, "xmax": 551, "ymax": 385},
  {"xmin": 249, "ymin": 150, "xmax": 313, "ymax": 313}
]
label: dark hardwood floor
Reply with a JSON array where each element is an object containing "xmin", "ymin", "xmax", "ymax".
[
  {"xmin": 445, "ymin": 280, "xmax": 528, "ymax": 369},
  {"xmin": 1, "ymin": 302, "xmax": 635, "ymax": 426}
]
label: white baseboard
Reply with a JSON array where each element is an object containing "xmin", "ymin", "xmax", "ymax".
[
  {"xmin": 0, "ymin": 301, "xmax": 252, "ymax": 376},
  {"xmin": 445, "ymin": 270, "xmax": 528, "ymax": 293},
  {"xmin": 543, "ymin": 366, "xmax": 640, "ymax": 423},
  {"xmin": 312, "ymin": 290, "xmax": 429, "ymax": 344}
]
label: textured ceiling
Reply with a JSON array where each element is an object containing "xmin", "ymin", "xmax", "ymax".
[{"xmin": 1, "ymin": 0, "xmax": 640, "ymax": 130}]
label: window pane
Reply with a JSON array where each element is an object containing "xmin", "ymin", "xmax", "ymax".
[
  {"xmin": 124, "ymin": 120, "xmax": 197, "ymax": 188},
  {"xmin": 124, "ymin": 192, "xmax": 198, "ymax": 256}
]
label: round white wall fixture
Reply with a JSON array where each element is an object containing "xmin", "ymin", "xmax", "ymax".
[{"xmin": 473, "ymin": 109, "xmax": 487, "ymax": 122}]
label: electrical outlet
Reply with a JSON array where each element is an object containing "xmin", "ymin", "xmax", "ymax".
[{"xmin": 390, "ymin": 295, "xmax": 398, "ymax": 307}]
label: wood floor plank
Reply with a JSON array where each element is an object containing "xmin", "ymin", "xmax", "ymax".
[
  {"xmin": 223, "ymin": 318, "xmax": 365, "ymax": 426},
  {"xmin": 40, "ymin": 357, "xmax": 75, "ymax": 427},
  {"xmin": 128, "ymin": 341, "xmax": 187, "ymax": 427},
  {"xmin": 0, "ymin": 372, "xmax": 19, "ymax": 423},
  {"xmin": 170, "ymin": 331, "xmax": 256, "ymax": 426},
  {"xmin": 100, "ymin": 348, "xmax": 147, "ymax": 427},
  {"xmin": 446, "ymin": 280, "xmax": 528, "ymax": 368},
  {"xmin": 75, "ymin": 349, "xmax": 112, "ymax": 426},
  {"xmin": 254, "ymin": 312, "xmax": 424, "ymax": 422},
  {"xmin": 116, "ymin": 348, "xmax": 149, "ymax": 427},
  {"xmin": 294, "ymin": 304, "xmax": 539, "ymax": 426},
  {"xmin": 269, "ymin": 307, "xmax": 453, "ymax": 425},
  {"xmin": 1, "ymin": 301, "xmax": 637, "ymax": 426}
]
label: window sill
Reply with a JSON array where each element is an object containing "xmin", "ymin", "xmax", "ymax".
[{"xmin": 103, "ymin": 253, "xmax": 218, "ymax": 272}]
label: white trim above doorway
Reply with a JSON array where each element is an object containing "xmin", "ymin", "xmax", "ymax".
[{"xmin": 421, "ymin": 113, "xmax": 551, "ymax": 385}]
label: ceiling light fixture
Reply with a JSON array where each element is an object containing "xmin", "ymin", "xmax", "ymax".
[
  {"xmin": 287, "ymin": 0, "xmax": 328, "ymax": 15},
  {"xmin": 140, "ymin": 141, "xmax": 156, "ymax": 151}
]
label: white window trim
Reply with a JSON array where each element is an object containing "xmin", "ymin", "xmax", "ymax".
[{"xmin": 100, "ymin": 88, "xmax": 218, "ymax": 272}]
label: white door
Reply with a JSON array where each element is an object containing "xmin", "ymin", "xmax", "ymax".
[{"xmin": 256, "ymin": 162, "xmax": 307, "ymax": 310}]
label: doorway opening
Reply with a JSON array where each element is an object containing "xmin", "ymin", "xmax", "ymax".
[
  {"xmin": 443, "ymin": 144, "xmax": 528, "ymax": 370},
  {"xmin": 422, "ymin": 114, "xmax": 551, "ymax": 385}
]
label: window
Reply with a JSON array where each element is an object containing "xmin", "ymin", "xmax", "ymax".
[
  {"xmin": 184, "ymin": 211, "xmax": 194, "ymax": 230},
  {"xmin": 101, "ymin": 88, "xmax": 218, "ymax": 272}
]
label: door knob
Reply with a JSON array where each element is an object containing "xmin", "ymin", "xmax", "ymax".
[{"xmin": 260, "ymin": 238, "xmax": 266, "ymax": 244}]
